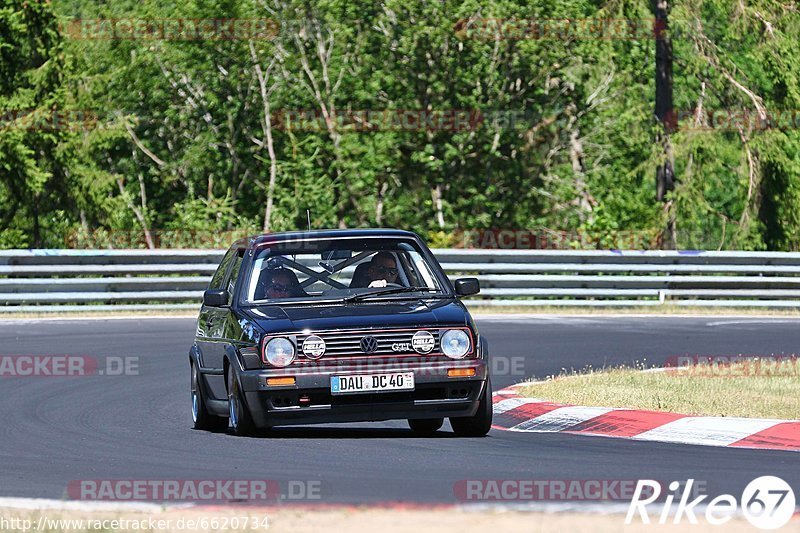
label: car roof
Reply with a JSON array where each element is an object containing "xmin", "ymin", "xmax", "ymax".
[{"xmin": 231, "ymin": 228, "xmax": 421, "ymax": 249}]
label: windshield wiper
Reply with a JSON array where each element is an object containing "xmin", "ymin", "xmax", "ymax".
[
  {"xmin": 343, "ymin": 286, "xmax": 438, "ymax": 303},
  {"xmin": 249, "ymin": 297, "xmax": 343, "ymax": 307}
]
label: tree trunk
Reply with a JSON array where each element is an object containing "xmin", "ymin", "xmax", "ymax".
[
  {"xmin": 117, "ymin": 177, "xmax": 155, "ymax": 249},
  {"xmin": 432, "ymin": 185, "xmax": 445, "ymax": 229},
  {"xmin": 263, "ymin": 123, "xmax": 278, "ymax": 233},
  {"xmin": 32, "ymin": 194, "xmax": 41, "ymax": 248},
  {"xmin": 375, "ymin": 181, "xmax": 388, "ymax": 225},
  {"xmin": 250, "ymin": 44, "xmax": 280, "ymax": 233},
  {"xmin": 654, "ymin": 0, "xmax": 676, "ymax": 248}
]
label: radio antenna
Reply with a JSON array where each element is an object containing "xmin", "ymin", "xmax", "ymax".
[{"xmin": 306, "ymin": 209, "xmax": 311, "ymax": 231}]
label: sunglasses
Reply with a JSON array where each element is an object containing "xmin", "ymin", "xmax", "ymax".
[
  {"xmin": 269, "ymin": 282, "xmax": 293, "ymax": 292},
  {"xmin": 373, "ymin": 266, "xmax": 398, "ymax": 276}
]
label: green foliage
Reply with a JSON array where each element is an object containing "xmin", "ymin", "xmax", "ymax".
[
  {"xmin": 1, "ymin": 0, "xmax": 799, "ymax": 249},
  {"xmin": 0, "ymin": 0, "xmax": 74, "ymax": 247}
]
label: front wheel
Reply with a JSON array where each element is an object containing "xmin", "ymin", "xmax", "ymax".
[
  {"xmin": 191, "ymin": 362, "xmax": 227, "ymax": 431},
  {"xmin": 450, "ymin": 377, "xmax": 493, "ymax": 437},
  {"xmin": 227, "ymin": 366, "xmax": 258, "ymax": 436}
]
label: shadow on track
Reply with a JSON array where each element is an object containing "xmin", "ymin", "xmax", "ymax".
[{"xmin": 194, "ymin": 426, "xmax": 489, "ymax": 439}]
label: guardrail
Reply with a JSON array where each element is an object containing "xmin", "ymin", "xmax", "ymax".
[{"xmin": 1, "ymin": 249, "xmax": 800, "ymax": 312}]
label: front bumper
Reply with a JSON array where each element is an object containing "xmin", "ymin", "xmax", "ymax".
[{"xmin": 237, "ymin": 358, "xmax": 488, "ymax": 427}]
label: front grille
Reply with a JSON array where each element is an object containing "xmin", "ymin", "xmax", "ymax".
[{"xmin": 296, "ymin": 328, "xmax": 442, "ymax": 359}]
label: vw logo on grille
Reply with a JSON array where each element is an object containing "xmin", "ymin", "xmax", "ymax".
[{"xmin": 360, "ymin": 336, "xmax": 379, "ymax": 354}]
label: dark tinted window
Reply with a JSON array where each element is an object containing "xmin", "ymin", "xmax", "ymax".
[
  {"xmin": 208, "ymin": 249, "xmax": 236, "ymax": 290},
  {"xmin": 227, "ymin": 251, "xmax": 244, "ymax": 298}
]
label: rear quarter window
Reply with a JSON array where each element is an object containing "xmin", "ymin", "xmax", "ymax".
[
  {"xmin": 227, "ymin": 251, "xmax": 245, "ymax": 297},
  {"xmin": 208, "ymin": 249, "xmax": 236, "ymax": 290}
]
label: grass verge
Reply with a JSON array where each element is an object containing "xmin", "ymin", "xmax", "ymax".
[{"xmin": 517, "ymin": 361, "xmax": 800, "ymax": 419}]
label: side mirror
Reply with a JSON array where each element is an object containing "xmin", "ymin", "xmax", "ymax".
[
  {"xmin": 203, "ymin": 289, "xmax": 229, "ymax": 307},
  {"xmin": 454, "ymin": 278, "xmax": 480, "ymax": 296}
]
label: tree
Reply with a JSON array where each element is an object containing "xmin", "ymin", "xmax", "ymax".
[
  {"xmin": 0, "ymin": 0, "xmax": 73, "ymax": 247},
  {"xmin": 2, "ymin": 0, "xmax": 798, "ymax": 251}
]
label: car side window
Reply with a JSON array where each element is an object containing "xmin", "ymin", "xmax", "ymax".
[
  {"xmin": 227, "ymin": 250, "xmax": 244, "ymax": 298},
  {"xmin": 208, "ymin": 249, "xmax": 236, "ymax": 290}
]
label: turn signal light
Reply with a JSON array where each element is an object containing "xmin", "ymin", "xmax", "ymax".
[
  {"xmin": 447, "ymin": 368, "xmax": 476, "ymax": 377},
  {"xmin": 266, "ymin": 377, "xmax": 296, "ymax": 386}
]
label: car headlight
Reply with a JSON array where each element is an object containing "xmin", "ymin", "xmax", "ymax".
[
  {"xmin": 264, "ymin": 337, "xmax": 296, "ymax": 367},
  {"xmin": 441, "ymin": 329, "xmax": 471, "ymax": 359}
]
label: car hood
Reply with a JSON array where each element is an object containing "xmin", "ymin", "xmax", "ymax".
[{"xmin": 243, "ymin": 298, "xmax": 469, "ymax": 336}]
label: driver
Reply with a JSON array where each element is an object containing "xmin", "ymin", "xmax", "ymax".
[{"xmin": 364, "ymin": 251, "xmax": 399, "ymax": 288}]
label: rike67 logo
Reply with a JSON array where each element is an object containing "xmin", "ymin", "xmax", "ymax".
[{"xmin": 627, "ymin": 477, "xmax": 796, "ymax": 530}]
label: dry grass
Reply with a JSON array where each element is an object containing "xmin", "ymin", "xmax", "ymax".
[{"xmin": 518, "ymin": 362, "xmax": 800, "ymax": 419}]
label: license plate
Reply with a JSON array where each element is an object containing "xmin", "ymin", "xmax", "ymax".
[{"xmin": 330, "ymin": 372, "xmax": 415, "ymax": 394}]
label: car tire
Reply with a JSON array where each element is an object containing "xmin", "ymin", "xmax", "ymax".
[
  {"xmin": 408, "ymin": 418, "xmax": 444, "ymax": 434},
  {"xmin": 450, "ymin": 376, "xmax": 493, "ymax": 437},
  {"xmin": 191, "ymin": 362, "xmax": 227, "ymax": 431},
  {"xmin": 227, "ymin": 366, "xmax": 258, "ymax": 436}
]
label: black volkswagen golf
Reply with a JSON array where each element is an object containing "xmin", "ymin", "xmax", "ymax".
[{"xmin": 190, "ymin": 229, "xmax": 492, "ymax": 436}]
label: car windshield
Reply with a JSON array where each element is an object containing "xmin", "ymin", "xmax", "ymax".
[{"xmin": 243, "ymin": 238, "xmax": 448, "ymax": 304}]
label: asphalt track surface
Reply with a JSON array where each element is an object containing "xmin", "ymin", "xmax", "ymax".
[{"xmin": 0, "ymin": 315, "xmax": 798, "ymax": 504}]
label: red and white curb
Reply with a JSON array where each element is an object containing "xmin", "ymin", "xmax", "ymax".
[{"xmin": 491, "ymin": 384, "xmax": 800, "ymax": 451}]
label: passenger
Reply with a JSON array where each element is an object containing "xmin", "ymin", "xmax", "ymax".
[{"xmin": 257, "ymin": 268, "xmax": 306, "ymax": 299}]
